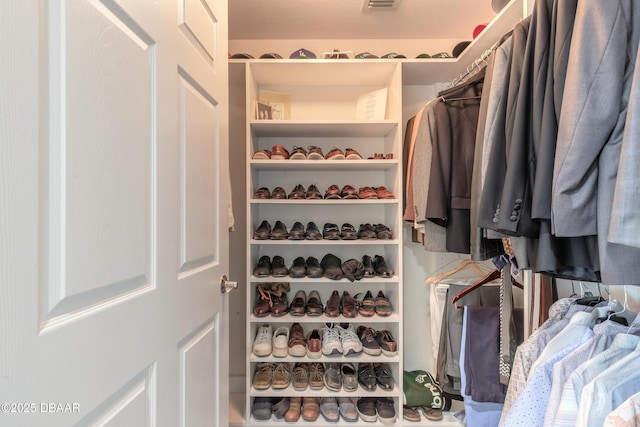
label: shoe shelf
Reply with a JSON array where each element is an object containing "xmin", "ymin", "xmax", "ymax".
[
  {"xmin": 250, "ymin": 120, "xmax": 398, "ymax": 137},
  {"xmin": 250, "ymin": 385, "xmax": 401, "ymax": 397},
  {"xmin": 250, "ymin": 159, "xmax": 399, "ymax": 172},
  {"xmin": 250, "ymin": 199, "xmax": 398, "ymax": 206},
  {"xmin": 250, "ymin": 239, "xmax": 401, "ymax": 245}
]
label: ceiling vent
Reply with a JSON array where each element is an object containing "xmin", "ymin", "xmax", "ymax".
[{"xmin": 362, "ymin": 0, "xmax": 400, "ymax": 12}]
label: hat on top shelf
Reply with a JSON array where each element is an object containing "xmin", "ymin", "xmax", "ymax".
[
  {"xmin": 230, "ymin": 53, "xmax": 254, "ymax": 59},
  {"xmin": 381, "ymin": 52, "xmax": 406, "ymax": 59},
  {"xmin": 355, "ymin": 52, "xmax": 379, "ymax": 59},
  {"xmin": 260, "ymin": 53, "xmax": 282, "ymax": 59},
  {"xmin": 289, "ymin": 48, "xmax": 317, "ymax": 59},
  {"xmin": 452, "ymin": 41, "xmax": 472, "ymax": 58}
]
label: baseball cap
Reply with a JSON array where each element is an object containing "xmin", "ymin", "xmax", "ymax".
[
  {"xmin": 260, "ymin": 53, "xmax": 282, "ymax": 59},
  {"xmin": 381, "ymin": 52, "xmax": 406, "ymax": 59},
  {"xmin": 290, "ymin": 48, "xmax": 316, "ymax": 59},
  {"xmin": 230, "ymin": 53, "xmax": 254, "ymax": 59},
  {"xmin": 416, "ymin": 53, "xmax": 431, "ymax": 58},
  {"xmin": 355, "ymin": 52, "xmax": 379, "ymax": 59},
  {"xmin": 431, "ymin": 52, "xmax": 453, "ymax": 59},
  {"xmin": 452, "ymin": 41, "xmax": 471, "ymax": 58},
  {"xmin": 473, "ymin": 23, "xmax": 488, "ymax": 39}
]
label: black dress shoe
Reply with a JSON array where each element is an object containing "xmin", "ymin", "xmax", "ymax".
[
  {"xmin": 271, "ymin": 186, "xmax": 287, "ymax": 199},
  {"xmin": 321, "ymin": 254, "xmax": 344, "ymax": 280},
  {"xmin": 357, "ymin": 223, "xmax": 377, "ymax": 239},
  {"xmin": 305, "ymin": 256, "xmax": 323, "ymax": 278},
  {"xmin": 289, "ymin": 256, "xmax": 307, "ymax": 278},
  {"xmin": 362, "ymin": 255, "xmax": 375, "ymax": 277},
  {"xmin": 322, "ymin": 223, "xmax": 341, "ymax": 240},
  {"xmin": 288, "ymin": 221, "xmax": 306, "ymax": 240},
  {"xmin": 254, "ymin": 255, "xmax": 271, "ymax": 277},
  {"xmin": 358, "ymin": 363, "xmax": 377, "ymax": 391},
  {"xmin": 253, "ymin": 220, "xmax": 272, "ymax": 240},
  {"xmin": 271, "ymin": 255, "xmax": 289, "ymax": 277},
  {"xmin": 374, "ymin": 363, "xmax": 394, "ymax": 390},
  {"xmin": 270, "ymin": 220, "xmax": 289, "ymax": 240},
  {"xmin": 373, "ymin": 255, "xmax": 392, "ymax": 278},
  {"xmin": 374, "ymin": 223, "xmax": 393, "ymax": 240},
  {"xmin": 305, "ymin": 222, "xmax": 322, "ymax": 240},
  {"xmin": 340, "ymin": 223, "xmax": 357, "ymax": 240}
]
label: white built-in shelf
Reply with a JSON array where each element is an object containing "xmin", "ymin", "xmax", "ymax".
[
  {"xmin": 249, "ymin": 120, "xmax": 397, "ymax": 137},
  {"xmin": 250, "ymin": 199, "xmax": 398, "ymax": 205},
  {"xmin": 250, "ymin": 239, "xmax": 400, "ymax": 246},
  {"xmin": 250, "ymin": 384, "xmax": 400, "ymax": 397},
  {"xmin": 249, "ymin": 276, "xmax": 400, "ymax": 284},
  {"xmin": 249, "ymin": 313, "xmax": 401, "ymax": 324},
  {"xmin": 250, "ymin": 159, "xmax": 398, "ymax": 172}
]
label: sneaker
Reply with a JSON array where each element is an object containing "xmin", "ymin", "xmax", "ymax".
[
  {"xmin": 252, "ymin": 362, "xmax": 275, "ymax": 390},
  {"xmin": 272, "ymin": 326, "xmax": 289, "ymax": 358},
  {"xmin": 358, "ymin": 363, "xmax": 377, "ymax": 391},
  {"xmin": 374, "ymin": 223, "xmax": 393, "ymax": 239},
  {"xmin": 375, "ymin": 186, "xmax": 395, "ymax": 199},
  {"xmin": 253, "ymin": 220, "xmax": 271, "ymax": 240},
  {"xmin": 375, "ymin": 330, "xmax": 398, "ymax": 357},
  {"xmin": 252, "ymin": 397, "xmax": 273, "ymax": 420},
  {"xmin": 288, "ymin": 322, "xmax": 307, "ymax": 357},
  {"xmin": 270, "ymin": 221, "xmax": 289, "ymax": 240},
  {"xmin": 339, "ymin": 397, "xmax": 359, "ymax": 422},
  {"xmin": 253, "ymin": 255, "xmax": 271, "ymax": 277},
  {"xmin": 376, "ymin": 398, "xmax": 397, "ymax": 424},
  {"xmin": 358, "ymin": 223, "xmax": 377, "ymax": 240},
  {"xmin": 305, "ymin": 221, "xmax": 322, "ymax": 240},
  {"xmin": 323, "ymin": 223, "xmax": 341, "ymax": 240},
  {"xmin": 308, "ymin": 362, "xmax": 325, "ymax": 389},
  {"xmin": 338, "ymin": 323, "xmax": 363, "ymax": 356},
  {"xmin": 288, "ymin": 256, "xmax": 306, "ymax": 278},
  {"xmin": 325, "ymin": 147, "xmax": 345, "ymax": 160},
  {"xmin": 270, "ymin": 144, "xmax": 290, "ymax": 160},
  {"xmin": 357, "ymin": 326, "xmax": 382, "ymax": 356},
  {"xmin": 323, "ymin": 363, "xmax": 342, "ymax": 392},
  {"xmin": 252, "ymin": 323, "xmax": 273, "ymax": 357},
  {"xmin": 289, "ymin": 146, "xmax": 307, "ymax": 160},
  {"xmin": 271, "ymin": 397, "xmax": 290, "ymax": 420},
  {"xmin": 340, "ymin": 223, "xmax": 358, "ymax": 240},
  {"xmin": 321, "ymin": 323, "xmax": 343, "ymax": 356},
  {"xmin": 357, "ymin": 397, "xmax": 378, "ymax": 423},
  {"xmin": 358, "ymin": 186, "xmax": 378, "ymax": 199},
  {"xmin": 271, "ymin": 255, "xmax": 289, "ymax": 277},
  {"xmin": 341, "ymin": 362, "xmax": 359, "ymax": 392},
  {"xmin": 252, "ymin": 149, "xmax": 271, "ymax": 160},
  {"xmin": 345, "ymin": 148, "xmax": 363, "ymax": 160},
  {"xmin": 307, "ymin": 145, "xmax": 324, "ymax": 160},
  {"xmin": 306, "ymin": 184, "xmax": 323, "ymax": 199},
  {"xmin": 358, "ymin": 290, "xmax": 376, "ymax": 316},
  {"xmin": 374, "ymin": 362, "xmax": 394, "ymax": 390},
  {"xmin": 271, "ymin": 362, "xmax": 292, "ymax": 389},
  {"xmin": 375, "ymin": 290, "xmax": 393, "ymax": 316},
  {"xmin": 288, "ymin": 221, "xmax": 306, "ymax": 240},
  {"xmin": 340, "ymin": 184, "xmax": 358, "ymax": 199},
  {"xmin": 320, "ymin": 396, "xmax": 340, "ymax": 422},
  {"xmin": 306, "ymin": 329, "xmax": 322, "ymax": 359},
  {"xmin": 305, "ymin": 256, "xmax": 323, "ymax": 278},
  {"xmin": 291, "ymin": 362, "xmax": 309, "ymax": 391}
]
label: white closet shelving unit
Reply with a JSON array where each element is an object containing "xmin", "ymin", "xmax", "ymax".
[{"xmin": 232, "ymin": 1, "xmax": 529, "ymax": 425}]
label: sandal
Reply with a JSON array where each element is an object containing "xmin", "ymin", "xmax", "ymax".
[
  {"xmin": 420, "ymin": 405, "xmax": 443, "ymax": 421},
  {"xmin": 403, "ymin": 406, "xmax": 421, "ymax": 422}
]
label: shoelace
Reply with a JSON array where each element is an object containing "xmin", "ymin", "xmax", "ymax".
[
  {"xmin": 309, "ymin": 362, "xmax": 324, "ymax": 379},
  {"xmin": 257, "ymin": 327, "xmax": 271, "ymax": 342},
  {"xmin": 339, "ymin": 325, "xmax": 361, "ymax": 345},
  {"xmin": 361, "ymin": 327, "xmax": 377, "ymax": 343},
  {"xmin": 273, "ymin": 363, "xmax": 291, "ymax": 378},
  {"xmin": 256, "ymin": 363, "xmax": 276, "ymax": 374},
  {"xmin": 322, "ymin": 325, "xmax": 341, "ymax": 343},
  {"xmin": 293, "ymin": 365, "xmax": 308, "ymax": 381},
  {"xmin": 257, "ymin": 285, "xmax": 273, "ymax": 307}
]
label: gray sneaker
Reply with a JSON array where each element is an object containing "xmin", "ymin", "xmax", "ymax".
[
  {"xmin": 357, "ymin": 397, "xmax": 377, "ymax": 423},
  {"xmin": 357, "ymin": 326, "xmax": 382, "ymax": 356},
  {"xmin": 338, "ymin": 397, "xmax": 358, "ymax": 422},
  {"xmin": 320, "ymin": 397, "xmax": 340, "ymax": 422},
  {"xmin": 376, "ymin": 398, "xmax": 397, "ymax": 424},
  {"xmin": 324, "ymin": 362, "xmax": 342, "ymax": 392},
  {"xmin": 252, "ymin": 397, "xmax": 273, "ymax": 421}
]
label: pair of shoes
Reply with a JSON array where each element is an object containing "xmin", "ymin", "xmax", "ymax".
[
  {"xmin": 287, "ymin": 183, "xmax": 322, "ymax": 199},
  {"xmin": 289, "ymin": 362, "xmax": 323, "ymax": 392},
  {"xmin": 358, "ymin": 223, "xmax": 393, "ymax": 239},
  {"xmin": 252, "ymin": 186, "xmax": 288, "ymax": 199},
  {"xmin": 357, "ymin": 290, "xmax": 392, "ymax": 316},
  {"xmin": 323, "ymin": 184, "xmax": 358, "ymax": 199},
  {"xmin": 289, "ymin": 290, "xmax": 324, "ymax": 316},
  {"xmin": 322, "ymin": 222, "xmax": 357, "ymax": 239},
  {"xmin": 288, "ymin": 256, "xmax": 323, "ymax": 278},
  {"xmin": 253, "ymin": 220, "xmax": 289, "ymax": 240},
  {"xmin": 324, "ymin": 290, "xmax": 360, "ymax": 317},
  {"xmin": 252, "ymin": 284, "xmax": 289, "ymax": 317},
  {"xmin": 356, "ymin": 326, "xmax": 397, "ymax": 356},
  {"xmin": 251, "ymin": 324, "xmax": 290, "ymax": 358},
  {"xmin": 251, "ymin": 362, "xmax": 291, "ymax": 390},
  {"xmin": 357, "ymin": 397, "xmax": 397, "ymax": 424},
  {"xmin": 286, "ymin": 221, "xmax": 318, "ymax": 240},
  {"xmin": 324, "ymin": 147, "xmax": 363, "ymax": 160},
  {"xmin": 323, "ymin": 362, "xmax": 358, "ymax": 392},
  {"xmin": 357, "ymin": 186, "xmax": 396, "ymax": 199},
  {"xmin": 322, "ymin": 323, "xmax": 363, "ymax": 356},
  {"xmin": 357, "ymin": 362, "xmax": 394, "ymax": 391},
  {"xmin": 367, "ymin": 152, "xmax": 394, "ymax": 159},
  {"xmin": 253, "ymin": 255, "xmax": 289, "ymax": 277}
]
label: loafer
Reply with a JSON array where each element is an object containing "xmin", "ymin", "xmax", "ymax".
[
  {"xmin": 376, "ymin": 398, "xmax": 397, "ymax": 424},
  {"xmin": 320, "ymin": 396, "xmax": 340, "ymax": 422},
  {"xmin": 340, "ymin": 184, "xmax": 358, "ymax": 199},
  {"xmin": 253, "ymin": 187, "xmax": 271, "ymax": 199},
  {"xmin": 374, "ymin": 290, "xmax": 393, "ymax": 316},
  {"xmin": 323, "ymin": 223, "xmax": 341, "ymax": 240},
  {"xmin": 340, "ymin": 291, "xmax": 360, "ymax": 318},
  {"xmin": 341, "ymin": 363, "xmax": 359, "ymax": 392},
  {"xmin": 375, "ymin": 185, "xmax": 395, "ymax": 199},
  {"xmin": 253, "ymin": 255, "xmax": 271, "ymax": 277},
  {"xmin": 358, "ymin": 186, "xmax": 378, "ymax": 199},
  {"xmin": 362, "ymin": 255, "xmax": 376, "ymax": 277},
  {"xmin": 305, "ymin": 222, "xmax": 322, "ymax": 240},
  {"xmin": 270, "ymin": 220, "xmax": 289, "ymax": 240},
  {"xmin": 271, "ymin": 186, "xmax": 287, "ymax": 199},
  {"xmin": 306, "ymin": 329, "xmax": 322, "ymax": 359},
  {"xmin": 271, "ymin": 255, "xmax": 289, "ymax": 277},
  {"xmin": 306, "ymin": 184, "xmax": 323, "ymax": 199},
  {"xmin": 345, "ymin": 148, "xmax": 363, "ymax": 160},
  {"xmin": 358, "ymin": 223, "xmax": 377, "ymax": 240},
  {"xmin": 288, "ymin": 256, "xmax": 307, "ymax": 278},
  {"xmin": 253, "ymin": 220, "xmax": 271, "ymax": 240},
  {"xmin": 270, "ymin": 292, "xmax": 289, "ymax": 317},
  {"xmin": 324, "ymin": 184, "xmax": 342, "ymax": 199},
  {"xmin": 289, "ymin": 290, "xmax": 307, "ymax": 316},
  {"xmin": 288, "ymin": 221, "xmax": 306, "ymax": 240},
  {"xmin": 288, "ymin": 323, "xmax": 307, "ymax": 357},
  {"xmin": 374, "ymin": 362, "xmax": 394, "ymax": 390},
  {"xmin": 325, "ymin": 147, "xmax": 345, "ymax": 160},
  {"xmin": 307, "ymin": 145, "xmax": 324, "ymax": 160},
  {"xmin": 306, "ymin": 290, "xmax": 324, "ymax": 315},
  {"xmin": 252, "ymin": 149, "xmax": 271, "ymax": 160},
  {"xmin": 340, "ymin": 223, "xmax": 358, "ymax": 240},
  {"xmin": 288, "ymin": 184, "xmax": 306, "ymax": 199},
  {"xmin": 357, "ymin": 363, "xmax": 377, "ymax": 391},
  {"xmin": 252, "ymin": 396, "xmax": 274, "ymax": 420},
  {"xmin": 374, "ymin": 223, "xmax": 393, "ymax": 239},
  {"xmin": 357, "ymin": 325, "xmax": 382, "ymax": 356},
  {"xmin": 373, "ymin": 255, "xmax": 393, "ymax": 278},
  {"xmin": 270, "ymin": 144, "xmax": 290, "ymax": 160},
  {"xmin": 324, "ymin": 290, "xmax": 341, "ymax": 317},
  {"xmin": 289, "ymin": 145, "xmax": 307, "ymax": 160},
  {"xmin": 358, "ymin": 290, "xmax": 376, "ymax": 316},
  {"xmin": 324, "ymin": 363, "xmax": 342, "ymax": 392},
  {"xmin": 305, "ymin": 256, "xmax": 324, "ymax": 278}
]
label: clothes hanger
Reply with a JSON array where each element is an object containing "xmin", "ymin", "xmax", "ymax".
[
  {"xmin": 425, "ymin": 259, "xmax": 489, "ymax": 284},
  {"xmin": 450, "ymin": 268, "xmax": 501, "ymax": 304},
  {"xmin": 606, "ymin": 286, "xmax": 636, "ymax": 326},
  {"xmin": 574, "ymin": 281, "xmax": 605, "ymax": 306}
]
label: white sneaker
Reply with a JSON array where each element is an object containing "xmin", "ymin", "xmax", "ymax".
[
  {"xmin": 322, "ymin": 323, "xmax": 343, "ymax": 356},
  {"xmin": 272, "ymin": 326, "xmax": 290, "ymax": 358},
  {"xmin": 252, "ymin": 323, "xmax": 273, "ymax": 357},
  {"xmin": 338, "ymin": 323, "xmax": 363, "ymax": 356}
]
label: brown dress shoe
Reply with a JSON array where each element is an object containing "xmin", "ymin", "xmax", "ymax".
[
  {"xmin": 324, "ymin": 290, "xmax": 341, "ymax": 317},
  {"xmin": 271, "ymin": 144, "xmax": 290, "ymax": 160},
  {"xmin": 252, "ymin": 285, "xmax": 271, "ymax": 317},
  {"xmin": 306, "ymin": 290, "xmax": 324, "ymax": 316},
  {"xmin": 289, "ymin": 290, "xmax": 307, "ymax": 316},
  {"xmin": 340, "ymin": 290, "xmax": 359, "ymax": 318}
]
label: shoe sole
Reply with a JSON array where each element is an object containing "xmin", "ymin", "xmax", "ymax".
[
  {"xmin": 381, "ymin": 348, "xmax": 398, "ymax": 357},
  {"xmin": 288, "ymin": 346, "xmax": 306, "ymax": 357},
  {"xmin": 362, "ymin": 347, "xmax": 382, "ymax": 356},
  {"xmin": 252, "ymin": 347, "xmax": 272, "ymax": 357},
  {"xmin": 307, "ymin": 154, "xmax": 324, "ymax": 160},
  {"xmin": 324, "ymin": 381, "xmax": 341, "ymax": 392},
  {"xmin": 357, "ymin": 410, "xmax": 377, "ymax": 423},
  {"xmin": 343, "ymin": 348, "xmax": 362, "ymax": 357},
  {"xmin": 272, "ymin": 347, "xmax": 288, "ymax": 358},
  {"xmin": 326, "ymin": 155, "xmax": 345, "ymax": 160},
  {"xmin": 341, "ymin": 232, "xmax": 357, "ymax": 240},
  {"xmin": 307, "ymin": 349, "xmax": 322, "ymax": 359},
  {"xmin": 379, "ymin": 415, "xmax": 397, "ymax": 424},
  {"xmin": 345, "ymin": 154, "xmax": 362, "ymax": 160},
  {"xmin": 322, "ymin": 348, "xmax": 342, "ymax": 356},
  {"xmin": 289, "ymin": 154, "xmax": 307, "ymax": 160},
  {"xmin": 270, "ymin": 155, "xmax": 288, "ymax": 160}
]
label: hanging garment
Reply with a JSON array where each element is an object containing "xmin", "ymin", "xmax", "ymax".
[{"xmin": 604, "ymin": 391, "xmax": 640, "ymax": 427}]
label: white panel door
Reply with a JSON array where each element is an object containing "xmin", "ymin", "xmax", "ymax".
[{"xmin": 0, "ymin": 0, "xmax": 230, "ymax": 426}]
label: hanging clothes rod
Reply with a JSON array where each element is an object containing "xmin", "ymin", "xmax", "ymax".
[{"xmin": 450, "ymin": 46, "xmax": 494, "ymax": 88}]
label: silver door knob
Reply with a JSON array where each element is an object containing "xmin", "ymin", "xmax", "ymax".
[{"xmin": 220, "ymin": 275, "xmax": 238, "ymax": 294}]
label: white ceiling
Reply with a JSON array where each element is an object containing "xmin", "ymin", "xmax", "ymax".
[{"xmin": 229, "ymin": 0, "xmax": 500, "ymax": 41}]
